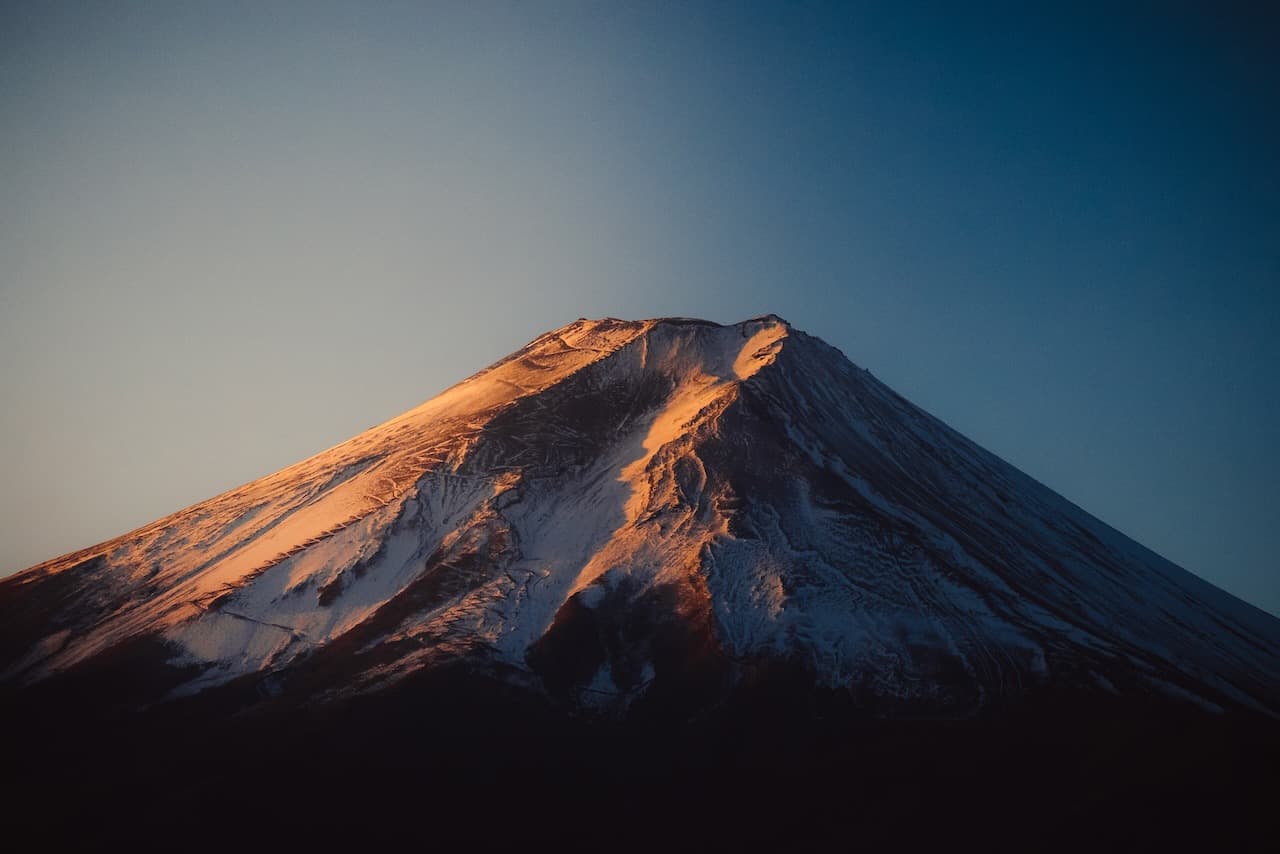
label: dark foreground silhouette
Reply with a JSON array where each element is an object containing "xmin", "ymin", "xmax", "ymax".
[{"xmin": 6, "ymin": 656, "xmax": 1276, "ymax": 852}]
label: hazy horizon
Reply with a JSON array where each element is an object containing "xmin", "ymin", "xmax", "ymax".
[{"xmin": 2, "ymin": 2, "xmax": 1277, "ymax": 617}]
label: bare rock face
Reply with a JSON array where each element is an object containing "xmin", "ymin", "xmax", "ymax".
[{"xmin": 3, "ymin": 315, "xmax": 1278, "ymax": 719}]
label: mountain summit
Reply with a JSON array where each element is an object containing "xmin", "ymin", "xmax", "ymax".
[{"xmin": 3, "ymin": 315, "xmax": 1278, "ymax": 718}]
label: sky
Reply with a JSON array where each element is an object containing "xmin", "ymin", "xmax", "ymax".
[{"xmin": 1, "ymin": 1, "xmax": 1276, "ymax": 616}]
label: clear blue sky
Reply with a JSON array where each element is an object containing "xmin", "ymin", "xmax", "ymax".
[{"xmin": 2, "ymin": 2, "xmax": 1276, "ymax": 615}]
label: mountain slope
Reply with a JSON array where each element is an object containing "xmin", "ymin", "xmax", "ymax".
[{"xmin": 3, "ymin": 315, "xmax": 1278, "ymax": 718}]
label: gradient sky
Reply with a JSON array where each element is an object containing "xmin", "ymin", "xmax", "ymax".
[{"xmin": 1, "ymin": 2, "xmax": 1277, "ymax": 615}]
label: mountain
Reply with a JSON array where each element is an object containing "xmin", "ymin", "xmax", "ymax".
[
  {"xmin": 3, "ymin": 315, "xmax": 1278, "ymax": 849},
  {"xmin": 4, "ymin": 314, "xmax": 1277, "ymax": 715}
]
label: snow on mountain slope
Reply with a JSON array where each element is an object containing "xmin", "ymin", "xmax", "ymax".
[{"xmin": 3, "ymin": 315, "xmax": 1278, "ymax": 717}]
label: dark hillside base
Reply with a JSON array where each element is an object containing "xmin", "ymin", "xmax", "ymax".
[{"xmin": 5, "ymin": 665, "xmax": 1277, "ymax": 851}]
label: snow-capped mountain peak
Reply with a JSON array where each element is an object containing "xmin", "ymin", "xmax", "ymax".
[{"xmin": 4, "ymin": 315, "xmax": 1278, "ymax": 718}]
